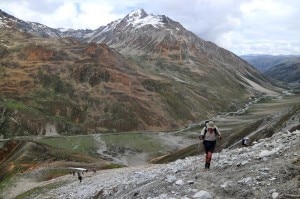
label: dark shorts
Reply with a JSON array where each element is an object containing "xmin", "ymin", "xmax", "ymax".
[{"xmin": 203, "ymin": 140, "xmax": 216, "ymax": 153}]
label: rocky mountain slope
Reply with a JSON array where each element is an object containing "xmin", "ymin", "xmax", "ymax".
[
  {"xmin": 240, "ymin": 54, "xmax": 299, "ymax": 72},
  {"xmin": 0, "ymin": 9, "xmax": 279, "ymax": 136},
  {"xmin": 3, "ymin": 129, "xmax": 299, "ymax": 199},
  {"xmin": 0, "ymin": 9, "xmax": 61, "ymax": 37},
  {"xmin": 0, "ymin": 27, "xmax": 176, "ymax": 136},
  {"xmin": 241, "ymin": 54, "xmax": 300, "ymax": 83},
  {"xmin": 82, "ymin": 9, "xmax": 275, "ymax": 94},
  {"xmin": 0, "ymin": 8, "xmax": 298, "ymax": 199},
  {"xmin": 264, "ymin": 58, "xmax": 300, "ymax": 83}
]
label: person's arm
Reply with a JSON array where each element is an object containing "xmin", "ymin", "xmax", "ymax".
[
  {"xmin": 199, "ymin": 127, "xmax": 205, "ymax": 140},
  {"xmin": 216, "ymin": 127, "xmax": 222, "ymax": 139}
]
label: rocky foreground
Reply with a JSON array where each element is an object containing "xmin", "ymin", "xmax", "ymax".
[{"xmin": 8, "ymin": 129, "xmax": 299, "ymax": 199}]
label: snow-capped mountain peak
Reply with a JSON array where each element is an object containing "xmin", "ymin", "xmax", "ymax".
[
  {"xmin": 83, "ymin": 8, "xmax": 177, "ymax": 44},
  {"xmin": 126, "ymin": 8, "xmax": 148, "ymax": 20},
  {"xmin": 123, "ymin": 8, "xmax": 165, "ymax": 29},
  {"xmin": 0, "ymin": 9, "xmax": 61, "ymax": 37}
]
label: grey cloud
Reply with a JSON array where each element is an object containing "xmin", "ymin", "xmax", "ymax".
[
  {"xmin": 139, "ymin": 0, "xmax": 247, "ymax": 41},
  {"xmin": 20, "ymin": 0, "xmax": 62, "ymax": 14}
]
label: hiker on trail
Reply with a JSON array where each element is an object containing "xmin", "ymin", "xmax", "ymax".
[
  {"xmin": 77, "ymin": 172, "xmax": 82, "ymax": 183},
  {"xmin": 199, "ymin": 121, "xmax": 221, "ymax": 170},
  {"xmin": 242, "ymin": 137, "xmax": 249, "ymax": 146}
]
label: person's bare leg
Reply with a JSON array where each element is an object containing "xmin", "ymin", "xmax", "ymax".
[{"xmin": 205, "ymin": 152, "xmax": 212, "ymax": 169}]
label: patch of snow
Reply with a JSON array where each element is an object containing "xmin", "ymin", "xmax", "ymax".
[
  {"xmin": 130, "ymin": 15, "xmax": 164, "ymax": 29},
  {"xmin": 124, "ymin": 10, "xmax": 165, "ymax": 29}
]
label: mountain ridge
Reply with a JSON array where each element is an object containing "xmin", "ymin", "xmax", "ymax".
[
  {"xmin": 0, "ymin": 8, "xmax": 279, "ymax": 136},
  {"xmin": 80, "ymin": 9, "xmax": 273, "ymax": 86},
  {"xmin": 241, "ymin": 54, "xmax": 300, "ymax": 86}
]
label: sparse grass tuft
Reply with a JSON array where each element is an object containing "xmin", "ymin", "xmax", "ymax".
[
  {"xmin": 100, "ymin": 163, "xmax": 124, "ymax": 169},
  {"xmin": 36, "ymin": 169, "xmax": 70, "ymax": 182},
  {"xmin": 101, "ymin": 133, "xmax": 168, "ymax": 158},
  {"xmin": 15, "ymin": 182, "xmax": 64, "ymax": 199},
  {"xmin": 257, "ymin": 96, "xmax": 274, "ymax": 103},
  {"xmin": 37, "ymin": 136, "xmax": 97, "ymax": 156},
  {"xmin": 4, "ymin": 100, "xmax": 28, "ymax": 110}
]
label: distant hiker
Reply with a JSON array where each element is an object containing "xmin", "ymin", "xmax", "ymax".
[
  {"xmin": 199, "ymin": 121, "xmax": 221, "ymax": 170},
  {"xmin": 93, "ymin": 168, "xmax": 96, "ymax": 173},
  {"xmin": 242, "ymin": 137, "xmax": 249, "ymax": 146},
  {"xmin": 72, "ymin": 171, "xmax": 75, "ymax": 176},
  {"xmin": 77, "ymin": 172, "xmax": 82, "ymax": 183}
]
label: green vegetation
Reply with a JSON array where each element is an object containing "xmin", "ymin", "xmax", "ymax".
[
  {"xmin": 141, "ymin": 79, "xmax": 167, "ymax": 92},
  {"xmin": 102, "ymin": 133, "xmax": 167, "ymax": 157},
  {"xmin": 0, "ymin": 164, "xmax": 26, "ymax": 194},
  {"xmin": 3, "ymin": 100, "xmax": 28, "ymax": 110},
  {"xmin": 37, "ymin": 136, "xmax": 97, "ymax": 156},
  {"xmin": 159, "ymin": 90, "xmax": 193, "ymax": 120},
  {"xmin": 36, "ymin": 169, "xmax": 70, "ymax": 182},
  {"xmin": 102, "ymin": 102, "xmax": 139, "ymax": 131},
  {"xmin": 36, "ymin": 70, "xmax": 74, "ymax": 95},
  {"xmin": 257, "ymin": 96, "xmax": 274, "ymax": 103},
  {"xmin": 0, "ymin": 95, "xmax": 86, "ymax": 137},
  {"xmin": 0, "ymin": 45, "xmax": 8, "ymax": 58},
  {"xmin": 128, "ymin": 55, "xmax": 148, "ymax": 65},
  {"xmin": 100, "ymin": 163, "xmax": 124, "ymax": 169},
  {"xmin": 37, "ymin": 131, "xmax": 198, "ymax": 165}
]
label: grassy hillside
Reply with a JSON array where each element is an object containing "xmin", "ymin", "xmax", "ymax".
[
  {"xmin": 151, "ymin": 95, "xmax": 300, "ymax": 163},
  {"xmin": 0, "ymin": 28, "xmax": 264, "ymax": 137},
  {"xmin": 0, "ymin": 139, "xmax": 118, "ymax": 193}
]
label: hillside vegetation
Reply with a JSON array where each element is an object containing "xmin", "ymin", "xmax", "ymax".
[
  {"xmin": 0, "ymin": 28, "xmax": 272, "ymax": 137},
  {"xmin": 0, "ymin": 9, "xmax": 280, "ymax": 137}
]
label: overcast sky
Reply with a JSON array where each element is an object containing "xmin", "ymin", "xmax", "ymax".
[{"xmin": 1, "ymin": 0, "xmax": 299, "ymax": 55}]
